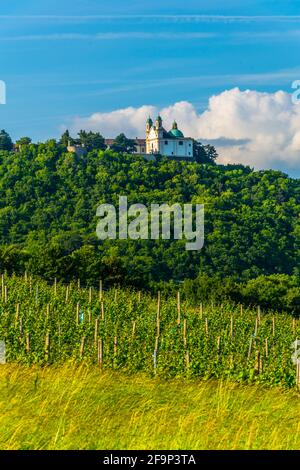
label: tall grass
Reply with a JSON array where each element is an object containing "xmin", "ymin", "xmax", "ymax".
[{"xmin": 0, "ymin": 365, "xmax": 299, "ymax": 450}]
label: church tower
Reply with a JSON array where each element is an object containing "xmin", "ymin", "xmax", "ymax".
[{"xmin": 155, "ymin": 115, "xmax": 162, "ymax": 130}]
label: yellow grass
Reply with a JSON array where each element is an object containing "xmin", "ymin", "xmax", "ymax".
[{"xmin": 0, "ymin": 364, "xmax": 299, "ymax": 450}]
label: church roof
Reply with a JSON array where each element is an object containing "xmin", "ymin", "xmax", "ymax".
[{"xmin": 168, "ymin": 120, "xmax": 184, "ymax": 138}]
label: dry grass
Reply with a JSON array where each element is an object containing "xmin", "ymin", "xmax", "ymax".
[{"xmin": 0, "ymin": 364, "xmax": 299, "ymax": 450}]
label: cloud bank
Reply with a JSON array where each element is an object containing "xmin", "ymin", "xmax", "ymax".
[{"xmin": 67, "ymin": 88, "xmax": 300, "ymax": 173}]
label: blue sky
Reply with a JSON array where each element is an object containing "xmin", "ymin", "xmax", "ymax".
[{"xmin": 1, "ymin": 1, "xmax": 300, "ymax": 174}]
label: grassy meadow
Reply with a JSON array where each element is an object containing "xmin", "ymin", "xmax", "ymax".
[{"xmin": 0, "ymin": 364, "xmax": 299, "ymax": 450}]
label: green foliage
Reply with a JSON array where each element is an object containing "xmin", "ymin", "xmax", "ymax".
[
  {"xmin": 15, "ymin": 137, "xmax": 32, "ymax": 147},
  {"xmin": 59, "ymin": 129, "xmax": 73, "ymax": 147},
  {"xmin": 242, "ymin": 274, "xmax": 300, "ymax": 313},
  {"xmin": 110, "ymin": 133, "xmax": 137, "ymax": 154},
  {"xmin": 0, "ymin": 129, "xmax": 13, "ymax": 151},
  {"xmin": 77, "ymin": 130, "xmax": 106, "ymax": 151},
  {"xmin": 193, "ymin": 140, "xmax": 218, "ymax": 163},
  {"xmin": 0, "ymin": 274, "xmax": 299, "ymax": 388},
  {"xmin": 0, "ymin": 141, "xmax": 299, "ymax": 301},
  {"xmin": 183, "ymin": 274, "xmax": 300, "ymax": 314}
]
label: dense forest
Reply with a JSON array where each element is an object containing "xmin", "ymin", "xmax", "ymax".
[{"xmin": 0, "ymin": 133, "xmax": 299, "ymax": 312}]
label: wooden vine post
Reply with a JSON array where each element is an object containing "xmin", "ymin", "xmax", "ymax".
[
  {"xmin": 1, "ymin": 274, "xmax": 4, "ymax": 298},
  {"xmin": 98, "ymin": 338, "xmax": 103, "ymax": 369},
  {"xmin": 292, "ymin": 339, "xmax": 300, "ymax": 391},
  {"xmin": 99, "ymin": 280, "xmax": 103, "ymax": 301},
  {"xmin": 15, "ymin": 303, "xmax": 20, "ymax": 328},
  {"xmin": 255, "ymin": 350, "xmax": 261, "ymax": 374},
  {"xmin": 94, "ymin": 319, "xmax": 99, "ymax": 348},
  {"xmin": 26, "ymin": 333, "xmax": 30, "ymax": 353},
  {"xmin": 183, "ymin": 318, "xmax": 190, "ymax": 369},
  {"xmin": 113, "ymin": 336, "xmax": 118, "ymax": 368},
  {"xmin": 177, "ymin": 292, "xmax": 181, "ymax": 325},
  {"xmin": 205, "ymin": 318, "xmax": 209, "ymax": 336},
  {"xmin": 45, "ymin": 332, "xmax": 50, "ymax": 362},
  {"xmin": 35, "ymin": 284, "xmax": 39, "ymax": 305},
  {"xmin": 217, "ymin": 336, "xmax": 221, "ymax": 361},
  {"xmin": 80, "ymin": 336, "xmax": 86, "ymax": 359},
  {"xmin": 76, "ymin": 303, "xmax": 80, "ymax": 325},
  {"xmin": 254, "ymin": 317, "xmax": 258, "ymax": 336},
  {"xmin": 153, "ymin": 335, "xmax": 159, "ymax": 374},
  {"xmin": 157, "ymin": 291, "xmax": 161, "ymax": 337},
  {"xmin": 297, "ymin": 360, "xmax": 300, "ymax": 391},
  {"xmin": 247, "ymin": 337, "xmax": 253, "ymax": 361},
  {"xmin": 132, "ymin": 320, "xmax": 136, "ymax": 337},
  {"xmin": 257, "ymin": 305, "xmax": 261, "ymax": 324},
  {"xmin": 65, "ymin": 285, "xmax": 69, "ymax": 303}
]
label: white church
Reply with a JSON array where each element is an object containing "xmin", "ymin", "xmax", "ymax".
[
  {"xmin": 145, "ymin": 116, "xmax": 194, "ymax": 159},
  {"xmin": 69, "ymin": 115, "xmax": 195, "ymax": 159}
]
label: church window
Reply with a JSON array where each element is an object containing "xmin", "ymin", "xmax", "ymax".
[
  {"xmin": 179, "ymin": 141, "xmax": 183, "ymax": 146},
  {"xmin": 165, "ymin": 141, "xmax": 168, "ymax": 144}
]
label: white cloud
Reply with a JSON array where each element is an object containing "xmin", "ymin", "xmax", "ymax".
[
  {"xmin": 69, "ymin": 105, "xmax": 157, "ymax": 138},
  {"xmin": 66, "ymin": 88, "xmax": 300, "ymax": 173}
]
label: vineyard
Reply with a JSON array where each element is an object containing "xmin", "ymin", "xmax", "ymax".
[{"xmin": 0, "ymin": 273, "xmax": 299, "ymax": 388}]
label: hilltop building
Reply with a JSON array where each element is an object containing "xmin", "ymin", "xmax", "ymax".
[
  {"xmin": 105, "ymin": 138, "xmax": 146, "ymax": 153},
  {"xmin": 67, "ymin": 141, "xmax": 87, "ymax": 157},
  {"xmin": 146, "ymin": 116, "xmax": 194, "ymax": 159},
  {"xmin": 67, "ymin": 116, "xmax": 194, "ymax": 159}
]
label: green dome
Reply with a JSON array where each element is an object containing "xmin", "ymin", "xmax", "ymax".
[
  {"xmin": 169, "ymin": 128, "xmax": 184, "ymax": 138},
  {"xmin": 169, "ymin": 120, "xmax": 184, "ymax": 138}
]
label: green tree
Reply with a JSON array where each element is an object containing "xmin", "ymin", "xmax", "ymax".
[
  {"xmin": 193, "ymin": 141, "xmax": 218, "ymax": 164},
  {"xmin": 78, "ymin": 130, "xmax": 106, "ymax": 151},
  {"xmin": 16, "ymin": 137, "xmax": 32, "ymax": 146},
  {"xmin": 203, "ymin": 144, "xmax": 218, "ymax": 163},
  {"xmin": 110, "ymin": 133, "xmax": 137, "ymax": 154},
  {"xmin": 60, "ymin": 130, "xmax": 74, "ymax": 147}
]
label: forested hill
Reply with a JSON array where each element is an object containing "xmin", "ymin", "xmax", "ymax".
[{"xmin": 0, "ymin": 141, "xmax": 299, "ymax": 309}]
